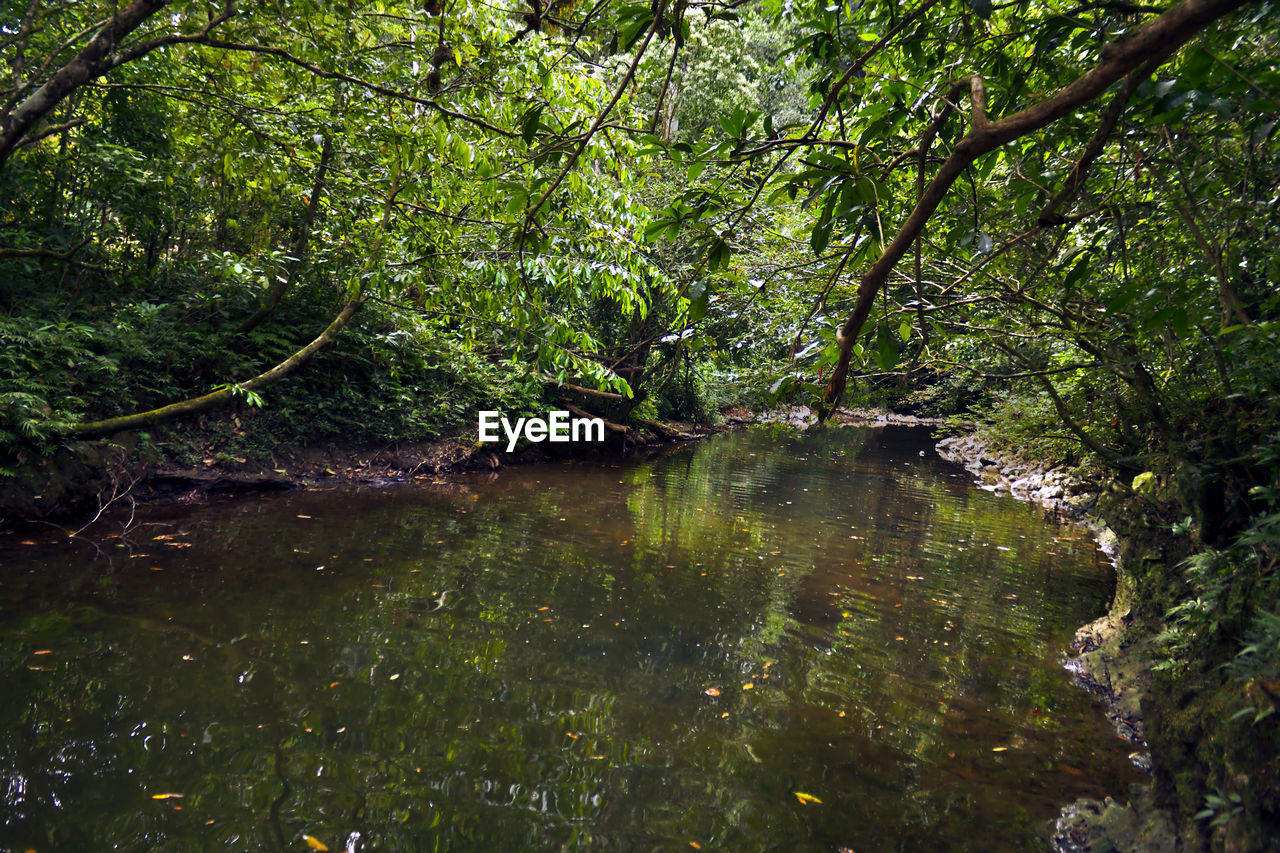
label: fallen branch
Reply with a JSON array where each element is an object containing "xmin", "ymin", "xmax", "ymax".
[
  {"xmin": 65, "ymin": 294, "xmax": 363, "ymax": 440},
  {"xmin": 561, "ymin": 402, "xmax": 629, "ymax": 436}
]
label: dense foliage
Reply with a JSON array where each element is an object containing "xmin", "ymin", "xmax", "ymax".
[{"xmin": 2, "ymin": 0, "xmax": 1279, "ymax": 847}]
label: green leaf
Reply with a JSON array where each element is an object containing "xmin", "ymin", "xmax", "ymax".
[
  {"xmin": 521, "ymin": 106, "xmax": 543, "ymax": 145},
  {"xmin": 876, "ymin": 324, "xmax": 899, "ymax": 370},
  {"xmin": 1063, "ymin": 253, "xmax": 1091, "ymax": 290},
  {"xmin": 810, "ymin": 220, "xmax": 832, "ymax": 255},
  {"xmin": 687, "ymin": 281, "xmax": 711, "ymax": 322},
  {"xmin": 644, "ymin": 218, "xmax": 670, "ymax": 241},
  {"xmin": 708, "ymin": 237, "xmax": 730, "ymax": 271}
]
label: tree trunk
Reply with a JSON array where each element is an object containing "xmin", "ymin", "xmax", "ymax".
[{"xmin": 237, "ymin": 134, "xmax": 334, "ymax": 334}]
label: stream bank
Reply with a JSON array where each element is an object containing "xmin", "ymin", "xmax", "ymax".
[
  {"xmin": 936, "ymin": 431, "xmax": 1243, "ymax": 852},
  {"xmin": 0, "ymin": 409, "xmax": 713, "ymax": 530},
  {"xmin": 0, "ymin": 404, "xmax": 948, "ymax": 531}
]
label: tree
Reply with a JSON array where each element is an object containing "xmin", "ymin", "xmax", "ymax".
[{"xmin": 1, "ymin": 0, "xmax": 681, "ymax": 442}]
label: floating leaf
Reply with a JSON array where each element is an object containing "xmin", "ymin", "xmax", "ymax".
[
  {"xmin": 742, "ymin": 682, "xmax": 755, "ymax": 690},
  {"xmin": 303, "ymin": 836, "xmax": 329, "ymax": 851},
  {"xmin": 794, "ymin": 791, "xmax": 822, "ymax": 805},
  {"xmin": 704, "ymin": 687, "xmax": 721, "ymax": 697},
  {"xmin": 151, "ymin": 793, "xmax": 184, "ymax": 800}
]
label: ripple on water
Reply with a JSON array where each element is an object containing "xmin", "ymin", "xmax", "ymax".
[{"xmin": 0, "ymin": 426, "xmax": 1143, "ymax": 852}]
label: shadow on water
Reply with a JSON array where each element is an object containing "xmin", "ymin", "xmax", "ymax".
[{"xmin": 0, "ymin": 426, "xmax": 1143, "ymax": 851}]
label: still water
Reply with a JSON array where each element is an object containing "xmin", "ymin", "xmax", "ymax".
[{"xmin": 0, "ymin": 426, "xmax": 1141, "ymax": 852}]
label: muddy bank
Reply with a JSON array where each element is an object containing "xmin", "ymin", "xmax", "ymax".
[
  {"xmin": 2, "ymin": 405, "xmax": 947, "ymax": 530},
  {"xmin": 0, "ymin": 412, "xmax": 716, "ymax": 531},
  {"xmin": 935, "ymin": 432, "xmax": 1179, "ymax": 851}
]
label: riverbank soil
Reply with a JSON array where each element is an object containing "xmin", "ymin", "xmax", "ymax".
[
  {"xmin": 0, "ymin": 405, "xmax": 944, "ymax": 529},
  {"xmin": 0, "ymin": 407, "xmax": 712, "ymax": 529}
]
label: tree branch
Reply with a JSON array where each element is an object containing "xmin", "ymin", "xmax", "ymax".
[
  {"xmin": 1038, "ymin": 57, "xmax": 1157, "ymax": 226},
  {"xmin": 0, "ymin": 0, "xmax": 166, "ymax": 169},
  {"xmin": 66, "ymin": 294, "xmax": 363, "ymax": 440},
  {"xmin": 199, "ymin": 39, "xmax": 518, "ymax": 138},
  {"xmin": 819, "ymin": 0, "xmax": 1253, "ymax": 418}
]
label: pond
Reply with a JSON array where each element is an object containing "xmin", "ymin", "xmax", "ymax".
[{"xmin": 0, "ymin": 426, "xmax": 1143, "ymax": 851}]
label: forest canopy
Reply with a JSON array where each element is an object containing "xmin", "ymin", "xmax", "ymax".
[{"xmin": 0, "ymin": 0, "xmax": 1272, "ymax": 448}]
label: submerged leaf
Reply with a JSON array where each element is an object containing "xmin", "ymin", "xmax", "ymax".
[{"xmin": 794, "ymin": 791, "xmax": 822, "ymax": 805}]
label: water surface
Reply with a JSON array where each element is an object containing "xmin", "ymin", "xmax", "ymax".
[{"xmin": 0, "ymin": 426, "xmax": 1141, "ymax": 851}]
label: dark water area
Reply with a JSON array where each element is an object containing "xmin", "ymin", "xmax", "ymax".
[{"xmin": 0, "ymin": 426, "xmax": 1142, "ymax": 852}]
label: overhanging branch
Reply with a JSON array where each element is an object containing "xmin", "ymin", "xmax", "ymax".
[{"xmin": 818, "ymin": 0, "xmax": 1254, "ymax": 419}]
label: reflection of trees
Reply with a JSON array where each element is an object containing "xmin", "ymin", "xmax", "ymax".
[{"xmin": 0, "ymin": 428, "xmax": 1132, "ymax": 851}]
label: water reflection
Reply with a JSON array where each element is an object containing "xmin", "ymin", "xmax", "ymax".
[{"xmin": 0, "ymin": 426, "xmax": 1141, "ymax": 851}]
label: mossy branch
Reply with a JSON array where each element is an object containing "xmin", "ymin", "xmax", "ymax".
[{"xmin": 64, "ymin": 295, "xmax": 363, "ymax": 440}]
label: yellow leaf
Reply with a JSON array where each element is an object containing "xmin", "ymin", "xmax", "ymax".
[
  {"xmin": 742, "ymin": 682, "xmax": 754, "ymax": 690},
  {"xmin": 794, "ymin": 792, "xmax": 822, "ymax": 805},
  {"xmin": 150, "ymin": 793, "xmax": 184, "ymax": 800},
  {"xmin": 303, "ymin": 835, "xmax": 329, "ymax": 851},
  {"xmin": 992, "ymin": 746, "xmax": 1008, "ymax": 752}
]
